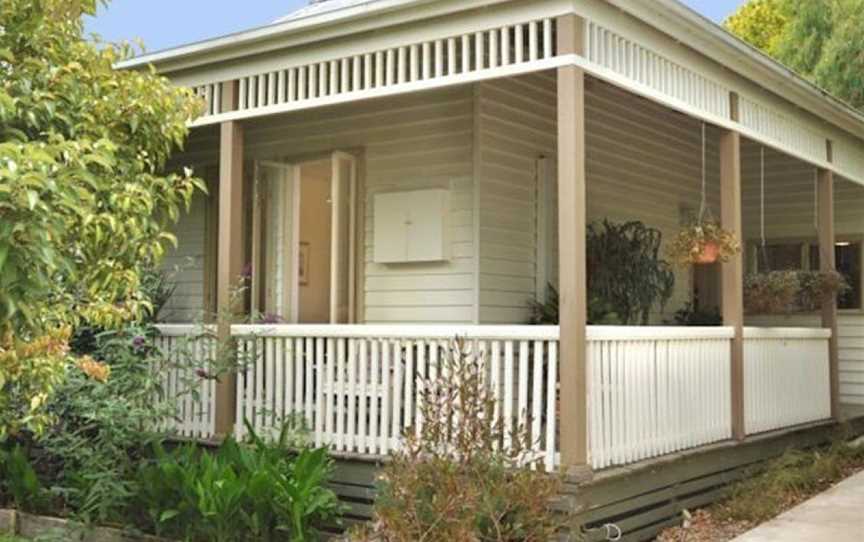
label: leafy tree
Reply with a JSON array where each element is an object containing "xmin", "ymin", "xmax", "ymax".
[
  {"xmin": 0, "ymin": 0, "xmax": 204, "ymax": 438},
  {"xmin": 725, "ymin": 0, "xmax": 864, "ymax": 110},
  {"xmin": 723, "ymin": 0, "xmax": 787, "ymax": 54}
]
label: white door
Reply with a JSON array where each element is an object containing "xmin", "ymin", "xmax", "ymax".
[
  {"xmin": 330, "ymin": 152, "xmax": 357, "ymax": 323},
  {"xmin": 252, "ymin": 161, "xmax": 301, "ymax": 323}
]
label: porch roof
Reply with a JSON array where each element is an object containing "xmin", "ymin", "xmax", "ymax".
[{"xmin": 118, "ymin": 0, "xmax": 864, "ymax": 140}]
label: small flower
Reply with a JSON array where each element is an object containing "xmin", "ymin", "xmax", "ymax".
[
  {"xmin": 196, "ymin": 368, "xmax": 218, "ymax": 381},
  {"xmin": 240, "ymin": 263, "xmax": 253, "ymax": 280},
  {"xmin": 259, "ymin": 313, "xmax": 284, "ymax": 324},
  {"xmin": 132, "ymin": 335, "xmax": 146, "ymax": 351},
  {"xmin": 77, "ymin": 356, "xmax": 111, "ymax": 383}
]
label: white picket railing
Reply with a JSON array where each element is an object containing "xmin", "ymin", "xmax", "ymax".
[
  {"xmin": 743, "ymin": 327, "xmax": 832, "ymax": 435},
  {"xmin": 230, "ymin": 324, "xmax": 561, "ymax": 471},
  {"xmin": 154, "ymin": 323, "xmax": 836, "ymax": 471},
  {"xmin": 586, "ymin": 327, "xmax": 735, "ymax": 470},
  {"xmin": 154, "ymin": 325, "xmax": 219, "ymax": 440}
]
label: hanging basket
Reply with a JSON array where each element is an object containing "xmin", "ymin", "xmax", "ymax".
[
  {"xmin": 693, "ymin": 240, "xmax": 720, "ymax": 264},
  {"xmin": 744, "ymin": 271, "xmax": 799, "ymax": 314},
  {"xmin": 668, "ymin": 221, "xmax": 740, "ymax": 267},
  {"xmin": 797, "ymin": 270, "xmax": 850, "ymax": 311}
]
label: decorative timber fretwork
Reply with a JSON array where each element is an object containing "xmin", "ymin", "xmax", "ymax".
[{"xmin": 191, "ymin": 17, "xmax": 558, "ymax": 125}]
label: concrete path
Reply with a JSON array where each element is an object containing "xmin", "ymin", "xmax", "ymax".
[{"xmin": 732, "ymin": 469, "xmax": 864, "ymax": 541}]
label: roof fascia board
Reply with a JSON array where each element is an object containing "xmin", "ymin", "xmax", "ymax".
[{"xmin": 167, "ymin": 0, "xmax": 573, "ymax": 88}]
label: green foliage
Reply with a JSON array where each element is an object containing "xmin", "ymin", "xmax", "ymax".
[
  {"xmin": 723, "ymin": 0, "xmax": 787, "ymax": 54},
  {"xmin": 133, "ymin": 424, "xmax": 341, "ymax": 542},
  {"xmin": 354, "ymin": 339, "xmax": 568, "ymax": 541},
  {"xmin": 726, "ymin": 0, "xmax": 864, "ymax": 110},
  {"xmin": 36, "ymin": 324, "xmax": 177, "ymax": 524},
  {"xmin": 0, "ymin": 0, "xmax": 203, "ymax": 444},
  {"xmin": 587, "ymin": 220, "xmax": 675, "ymax": 325},
  {"xmin": 0, "ymin": 0, "xmax": 204, "ymax": 335},
  {"xmin": 528, "ymin": 284, "xmax": 621, "ymax": 325},
  {"xmin": 0, "ymin": 328, "xmax": 70, "ymax": 440},
  {"xmin": 0, "ymin": 444, "xmax": 49, "ymax": 512},
  {"xmin": 672, "ymin": 302, "xmax": 722, "ymax": 326}
]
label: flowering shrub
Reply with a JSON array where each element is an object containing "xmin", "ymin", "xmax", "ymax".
[{"xmin": 0, "ymin": 327, "xmax": 71, "ymax": 440}]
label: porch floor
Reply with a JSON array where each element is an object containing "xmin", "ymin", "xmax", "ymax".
[{"xmin": 732, "ymin": 468, "xmax": 864, "ymax": 541}]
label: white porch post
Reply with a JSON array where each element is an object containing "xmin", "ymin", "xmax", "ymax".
[
  {"xmin": 817, "ymin": 154, "xmax": 840, "ymax": 419},
  {"xmin": 721, "ymin": 94, "xmax": 745, "ymax": 441},
  {"xmin": 214, "ymin": 81, "xmax": 244, "ymax": 438},
  {"xmin": 556, "ymin": 14, "xmax": 589, "ymax": 470}
]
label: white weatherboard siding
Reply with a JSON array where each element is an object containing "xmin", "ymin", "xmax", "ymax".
[
  {"xmin": 476, "ymin": 74, "xmax": 723, "ymax": 325},
  {"xmin": 160, "ymin": 191, "xmax": 208, "ymax": 322},
  {"xmin": 742, "ymin": 141, "xmax": 864, "ymax": 241},
  {"xmin": 476, "ymin": 73, "xmax": 557, "ymax": 324},
  {"xmin": 183, "ymin": 87, "xmax": 477, "ymax": 324}
]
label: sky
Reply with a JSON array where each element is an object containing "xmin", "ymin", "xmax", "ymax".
[{"xmin": 84, "ymin": 0, "xmax": 746, "ymax": 55}]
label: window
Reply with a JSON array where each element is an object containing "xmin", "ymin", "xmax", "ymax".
[{"xmin": 810, "ymin": 242, "xmax": 862, "ymax": 310}]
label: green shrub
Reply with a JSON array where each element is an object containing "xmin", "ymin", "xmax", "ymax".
[
  {"xmin": 36, "ymin": 324, "xmax": 178, "ymax": 524},
  {"xmin": 354, "ymin": 338, "xmax": 569, "ymax": 541},
  {"xmin": 0, "ymin": 444, "xmax": 48, "ymax": 513},
  {"xmin": 133, "ymin": 423, "xmax": 342, "ymax": 542}
]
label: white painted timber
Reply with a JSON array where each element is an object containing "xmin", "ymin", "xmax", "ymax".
[
  {"xmin": 193, "ymin": 18, "xmax": 559, "ymax": 126},
  {"xmin": 154, "ymin": 325, "xmax": 218, "ymax": 440},
  {"xmin": 742, "ymin": 327, "xmax": 832, "ymax": 435},
  {"xmin": 230, "ymin": 323, "xmax": 560, "ymax": 470},
  {"xmin": 747, "ymin": 313, "xmax": 864, "ymax": 407},
  {"xmin": 586, "ymin": 326, "xmax": 734, "ymax": 469}
]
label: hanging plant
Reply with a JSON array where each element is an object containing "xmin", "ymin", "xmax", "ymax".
[
  {"xmin": 668, "ymin": 220, "xmax": 741, "ymax": 266},
  {"xmin": 744, "ymin": 271, "xmax": 800, "ymax": 314},
  {"xmin": 671, "ymin": 122, "xmax": 741, "ymax": 267},
  {"xmin": 798, "ymin": 270, "xmax": 850, "ymax": 311}
]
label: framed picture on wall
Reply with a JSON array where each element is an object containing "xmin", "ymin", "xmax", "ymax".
[{"xmin": 299, "ymin": 242, "xmax": 310, "ymax": 285}]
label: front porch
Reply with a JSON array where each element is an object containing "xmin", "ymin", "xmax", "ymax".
[{"xmin": 150, "ymin": 14, "xmax": 864, "ymax": 478}]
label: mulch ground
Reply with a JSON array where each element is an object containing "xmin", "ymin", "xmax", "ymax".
[{"xmin": 655, "ymin": 446, "xmax": 864, "ymax": 542}]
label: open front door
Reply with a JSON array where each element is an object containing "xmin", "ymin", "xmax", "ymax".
[
  {"xmin": 252, "ymin": 161, "xmax": 300, "ymax": 323},
  {"xmin": 330, "ymin": 152, "xmax": 357, "ymax": 323}
]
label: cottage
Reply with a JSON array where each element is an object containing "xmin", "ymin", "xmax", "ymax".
[{"xmin": 126, "ymin": 0, "xmax": 864, "ymax": 536}]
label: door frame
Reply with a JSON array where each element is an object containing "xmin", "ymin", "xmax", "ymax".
[{"xmin": 252, "ymin": 160, "xmax": 301, "ymax": 323}]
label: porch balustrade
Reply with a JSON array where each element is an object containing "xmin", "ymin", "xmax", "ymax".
[
  {"xmin": 153, "ymin": 324, "xmax": 833, "ymax": 471},
  {"xmin": 742, "ymin": 327, "xmax": 832, "ymax": 435}
]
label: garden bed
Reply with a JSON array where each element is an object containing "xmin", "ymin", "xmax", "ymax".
[
  {"xmin": 0, "ymin": 509, "xmax": 166, "ymax": 542},
  {"xmin": 655, "ymin": 437, "xmax": 864, "ymax": 541}
]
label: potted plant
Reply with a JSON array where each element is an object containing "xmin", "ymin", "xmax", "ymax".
[
  {"xmin": 797, "ymin": 270, "xmax": 850, "ymax": 311},
  {"xmin": 743, "ymin": 271, "xmax": 800, "ymax": 314},
  {"xmin": 668, "ymin": 220, "xmax": 740, "ymax": 266}
]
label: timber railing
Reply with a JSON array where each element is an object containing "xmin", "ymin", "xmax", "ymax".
[
  {"xmin": 586, "ymin": 326, "xmax": 734, "ymax": 469},
  {"xmin": 153, "ymin": 323, "xmax": 831, "ymax": 471},
  {"xmin": 742, "ymin": 327, "xmax": 832, "ymax": 435}
]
